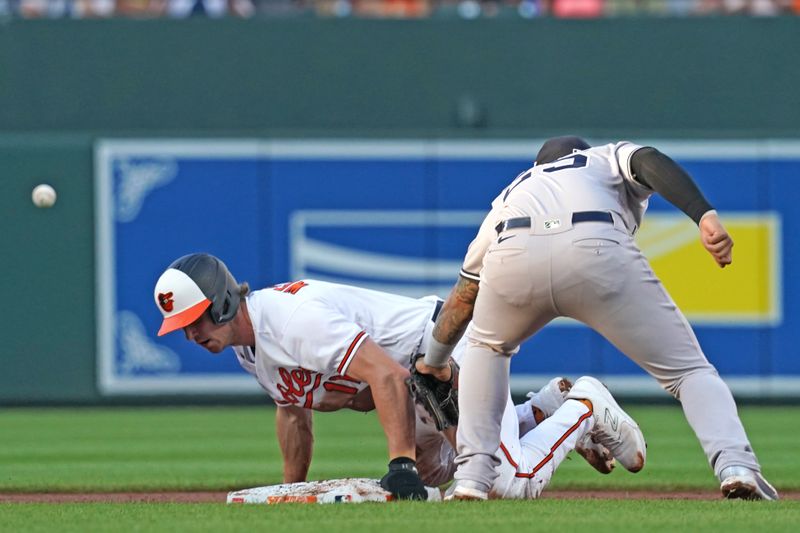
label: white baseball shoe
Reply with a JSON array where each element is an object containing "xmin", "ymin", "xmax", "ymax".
[
  {"xmin": 719, "ymin": 466, "xmax": 779, "ymax": 501},
  {"xmin": 526, "ymin": 377, "xmax": 572, "ymax": 418},
  {"xmin": 566, "ymin": 376, "xmax": 646, "ymax": 473},
  {"xmin": 575, "ymin": 434, "xmax": 616, "ymax": 474},
  {"xmin": 443, "ymin": 480, "xmax": 489, "ymax": 501},
  {"xmin": 526, "ymin": 377, "xmax": 615, "ymax": 474},
  {"xmin": 517, "ymin": 377, "xmax": 572, "ymax": 437}
]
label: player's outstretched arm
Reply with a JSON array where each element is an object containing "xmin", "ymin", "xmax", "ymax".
[
  {"xmin": 699, "ymin": 210, "xmax": 734, "ymax": 268},
  {"xmin": 346, "ymin": 337, "xmax": 416, "ymax": 460},
  {"xmin": 276, "ymin": 404, "xmax": 314, "ymax": 483},
  {"xmin": 630, "ymin": 147, "xmax": 733, "ymax": 268},
  {"xmin": 346, "ymin": 338, "xmax": 427, "ymax": 499},
  {"xmin": 630, "ymin": 147, "xmax": 714, "ymax": 224},
  {"xmin": 420, "ymin": 276, "xmax": 479, "ymax": 375}
]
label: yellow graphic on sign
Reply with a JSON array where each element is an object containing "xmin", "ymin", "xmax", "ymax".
[{"xmin": 637, "ymin": 213, "xmax": 781, "ymax": 325}]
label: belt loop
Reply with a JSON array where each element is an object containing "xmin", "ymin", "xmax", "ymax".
[
  {"xmin": 495, "ymin": 217, "xmax": 532, "ymax": 234},
  {"xmin": 608, "ymin": 211, "xmax": 633, "ymax": 235},
  {"xmin": 431, "ymin": 299, "xmax": 444, "ymax": 323}
]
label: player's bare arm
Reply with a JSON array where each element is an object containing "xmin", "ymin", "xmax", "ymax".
[
  {"xmin": 276, "ymin": 404, "xmax": 314, "ymax": 483},
  {"xmin": 345, "ymin": 337, "xmax": 416, "ymax": 461},
  {"xmin": 418, "ymin": 276, "xmax": 479, "ymax": 379},
  {"xmin": 435, "ymin": 276, "xmax": 480, "ymax": 345}
]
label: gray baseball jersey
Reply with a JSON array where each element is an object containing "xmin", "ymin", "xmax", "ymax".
[
  {"xmin": 460, "ymin": 141, "xmax": 647, "ymax": 282},
  {"xmin": 452, "ymin": 141, "xmax": 762, "ymax": 492}
]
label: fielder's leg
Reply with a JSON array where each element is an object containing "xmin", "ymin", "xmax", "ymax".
[
  {"xmin": 451, "ymin": 343, "xmax": 511, "ymax": 498},
  {"xmin": 551, "ymin": 224, "xmax": 770, "ymax": 496},
  {"xmin": 451, "ymin": 234, "xmax": 557, "ymax": 499}
]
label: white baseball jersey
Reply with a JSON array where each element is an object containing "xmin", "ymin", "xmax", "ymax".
[
  {"xmin": 232, "ymin": 280, "xmax": 438, "ymax": 410},
  {"xmin": 460, "ymin": 141, "xmax": 650, "ymax": 281}
]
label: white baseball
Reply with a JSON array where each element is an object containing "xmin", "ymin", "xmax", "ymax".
[{"xmin": 32, "ymin": 184, "xmax": 57, "ymax": 208}]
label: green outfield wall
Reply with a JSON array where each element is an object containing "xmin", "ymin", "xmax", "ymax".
[
  {"xmin": 1, "ymin": 17, "xmax": 798, "ymax": 403},
  {"xmin": 1, "ymin": 18, "xmax": 799, "ymax": 137}
]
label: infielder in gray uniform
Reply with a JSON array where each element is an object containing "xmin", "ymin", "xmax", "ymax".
[{"xmin": 417, "ymin": 137, "xmax": 779, "ymax": 501}]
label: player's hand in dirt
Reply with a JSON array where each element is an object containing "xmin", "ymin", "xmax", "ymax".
[
  {"xmin": 699, "ymin": 211, "xmax": 733, "ymax": 268},
  {"xmin": 380, "ymin": 457, "xmax": 428, "ymax": 500}
]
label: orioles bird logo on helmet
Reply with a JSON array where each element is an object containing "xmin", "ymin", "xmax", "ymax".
[{"xmin": 158, "ymin": 292, "xmax": 174, "ymax": 312}]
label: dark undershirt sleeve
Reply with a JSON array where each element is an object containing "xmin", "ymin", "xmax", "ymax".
[{"xmin": 630, "ymin": 147, "xmax": 714, "ymax": 225}]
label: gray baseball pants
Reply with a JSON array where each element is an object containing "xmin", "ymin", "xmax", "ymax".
[{"xmin": 454, "ymin": 213, "xmax": 761, "ymax": 492}]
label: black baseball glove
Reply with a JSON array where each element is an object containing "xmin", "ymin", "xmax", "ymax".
[
  {"xmin": 380, "ymin": 457, "xmax": 428, "ymax": 500},
  {"xmin": 406, "ymin": 354, "xmax": 459, "ymax": 431}
]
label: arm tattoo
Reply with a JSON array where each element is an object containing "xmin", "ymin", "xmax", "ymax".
[{"xmin": 432, "ymin": 276, "xmax": 479, "ymax": 345}]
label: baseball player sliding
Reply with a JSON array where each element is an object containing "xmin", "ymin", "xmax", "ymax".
[
  {"xmin": 153, "ymin": 253, "xmax": 645, "ymax": 499},
  {"xmin": 416, "ymin": 137, "xmax": 779, "ymax": 501}
]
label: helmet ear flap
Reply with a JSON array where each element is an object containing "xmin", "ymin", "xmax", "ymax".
[
  {"xmin": 219, "ymin": 291, "xmax": 233, "ymax": 321},
  {"xmin": 206, "ymin": 262, "xmax": 240, "ymax": 325},
  {"xmin": 211, "ymin": 285, "xmax": 238, "ymax": 325}
]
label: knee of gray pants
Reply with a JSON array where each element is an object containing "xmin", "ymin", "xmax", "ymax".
[
  {"xmin": 657, "ymin": 365, "xmax": 720, "ymax": 398},
  {"xmin": 466, "ymin": 336, "xmax": 519, "ymax": 357}
]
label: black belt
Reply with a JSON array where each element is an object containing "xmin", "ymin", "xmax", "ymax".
[
  {"xmin": 494, "ymin": 211, "xmax": 614, "ymax": 233},
  {"xmin": 431, "ymin": 299, "xmax": 444, "ymax": 323}
]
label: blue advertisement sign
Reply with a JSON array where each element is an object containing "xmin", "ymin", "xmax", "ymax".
[{"xmin": 95, "ymin": 140, "xmax": 798, "ymax": 397}]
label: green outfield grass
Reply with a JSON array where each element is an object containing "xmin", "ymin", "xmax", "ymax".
[
  {"xmin": 2, "ymin": 500, "xmax": 800, "ymax": 533},
  {"xmin": 1, "ymin": 405, "xmax": 797, "ymax": 492},
  {"xmin": 1, "ymin": 405, "xmax": 798, "ymax": 532}
]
